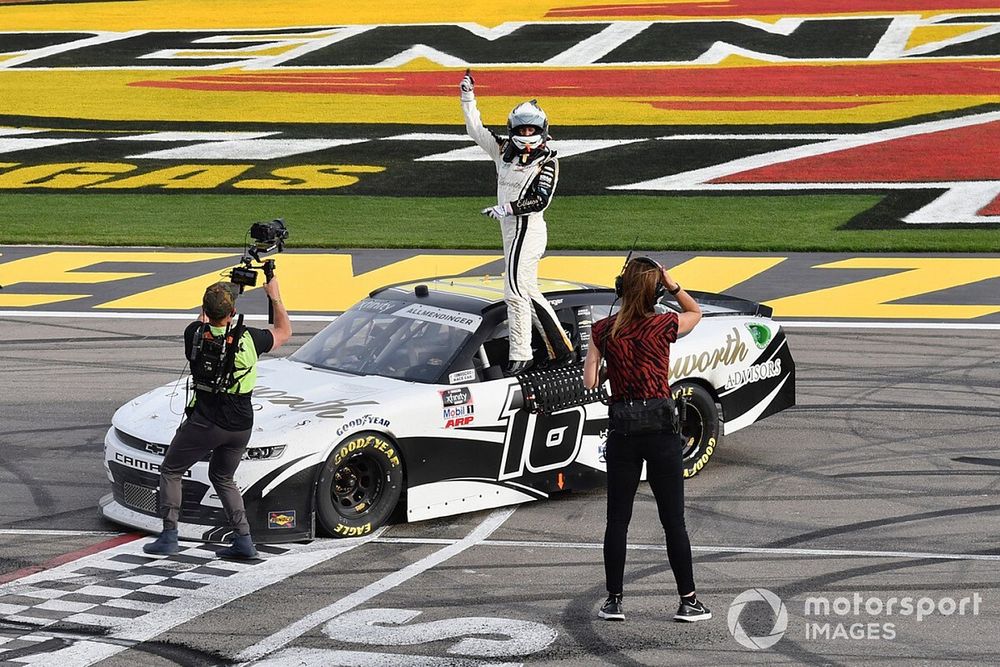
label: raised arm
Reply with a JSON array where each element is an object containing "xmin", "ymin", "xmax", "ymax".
[
  {"xmin": 262, "ymin": 276, "xmax": 292, "ymax": 351},
  {"xmin": 661, "ymin": 267, "xmax": 701, "ymax": 335},
  {"xmin": 460, "ymin": 69, "xmax": 502, "ymax": 162}
]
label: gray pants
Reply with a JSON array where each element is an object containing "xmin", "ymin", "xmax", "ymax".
[{"xmin": 158, "ymin": 412, "xmax": 251, "ymax": 535}]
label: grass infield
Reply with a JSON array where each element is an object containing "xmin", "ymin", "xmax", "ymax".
[{"xmin": 2, "ymin": 194, "xmax": 997, "ymax": 252}]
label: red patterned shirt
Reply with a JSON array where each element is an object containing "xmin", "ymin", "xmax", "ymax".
[{"xmin": 591, "ymin": 313, "xmax": 678, "ymax": 402}]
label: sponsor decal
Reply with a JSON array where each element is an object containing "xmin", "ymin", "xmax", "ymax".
[
  {"xmin": 440, "ymin": 386, "xmax": 472, "ymax": 407},
  {"xmin": 726, "ymin": 359, "xmax": 783, "ymax": 391},
  {"xmin": 396, "ymin": 303, "xmax": 481, "ymax": 333},
  {"xmin": 267, "ymin": 510, "xmax": 296, "ymax": 529},
  {"xmin": 253, "ymin": 386, "xmax": 378, "ymax": 420},
  {"xmin": 355, "ymin": 298, "xmax": 399, "ymax": 314},
  {"xmin": 745, "ymin": 322, "xmax": 772, "ymax": 349},
  {"xmin": 670, "ymin": 327, "xmax": 749, "ymax": 380},
  {"xmin": 448, "ymin": 368, "xmax": 477, "ymax": 384},
  {"xmin": 441, "ymin": 386, "xmax": 474, "ymax": 427},
  {"xmin": 335, "ymin": 414, "xmax": 392, "ymax": 437}
]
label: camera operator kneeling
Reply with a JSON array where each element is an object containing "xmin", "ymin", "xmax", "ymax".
[
  {"xmin": 144, "ymin": 277, "xmax": 291, "ymax": 559},
  {"xmin": 583, "ymin": 257, "xmax": 709, "ymax": 623}
]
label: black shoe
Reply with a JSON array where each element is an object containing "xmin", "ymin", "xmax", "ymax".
[
  {"xmin": 504, "ymin": 359, "xmax": 533, "ymax": 376},
  {"xmin": 217, "ymin": 534, "xmax": 258, "ymax": 560},
  {"xmin": 598, "ymin": 594, "xmax": 625, "ymax": 621},
  {"xmin": 674, "ymin": 597, "xmax": 712, "ymax": 622},
  {"xmin": 142, "ymin": 529, "xmax": 179, "ymax": 556}
]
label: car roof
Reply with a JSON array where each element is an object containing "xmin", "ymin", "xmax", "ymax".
[{"xmin": 370, "ymin": 275, "xmax": 610, "ymax": 314}]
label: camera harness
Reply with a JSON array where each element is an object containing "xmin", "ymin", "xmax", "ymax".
[{"xmin": 187, "ymin": 314, "xmax": 251, "ymax": 395}]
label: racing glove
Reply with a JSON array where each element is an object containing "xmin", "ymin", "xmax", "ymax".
[
  {"xmin": 481, "ymin": 203, "xmax": 512, "ymax": 221},
  {"xmin": 459, "ymin": 68, "xmax": 475, "ymax": 102}
]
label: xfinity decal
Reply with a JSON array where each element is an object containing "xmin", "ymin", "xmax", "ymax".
[{"xmin": 440, "ymin": 387, "xmax": 472, "ymax": 407}]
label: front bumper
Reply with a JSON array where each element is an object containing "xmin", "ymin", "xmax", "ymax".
[{"xmin": 102, "ymin": 426, "xmax": 318, "ymax": 544}]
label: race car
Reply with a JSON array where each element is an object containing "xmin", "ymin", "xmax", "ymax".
[{"xmin": 101, "ymin": 275, "xmax": 795, "ymax": 543}]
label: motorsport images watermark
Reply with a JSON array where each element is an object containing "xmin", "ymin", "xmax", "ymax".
[{"xmin": 728, "ymin": 589, "xmax": 984, "ymax": 649}]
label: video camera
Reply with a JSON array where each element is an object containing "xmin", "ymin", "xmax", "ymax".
[{"xmin": 229, "ymin": 218, "xmax": 289, "ymax": 292}]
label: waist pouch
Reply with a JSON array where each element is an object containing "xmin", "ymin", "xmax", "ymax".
[{"xmin": 609, "ymin": 397, "xmax": 679, "ymax": 435}]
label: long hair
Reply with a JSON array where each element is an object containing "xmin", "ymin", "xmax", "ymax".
[{"xmin": 610, "ymin": 259, "xmax": 661, "ymax": 339}]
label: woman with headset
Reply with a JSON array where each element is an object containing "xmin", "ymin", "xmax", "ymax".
[{"xmin": 583, "ymin": 256, "xmax": 709, "ymax": 623}]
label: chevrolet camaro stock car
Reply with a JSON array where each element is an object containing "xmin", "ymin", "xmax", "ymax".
[{"xmin": 101, "ymin": 276, "xmax": 795, "ymax": 543}]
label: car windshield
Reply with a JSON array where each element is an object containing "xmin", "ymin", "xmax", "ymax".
[{"xmin": 290, "ymin": 298, "xmax": 481, "ymax": 383}]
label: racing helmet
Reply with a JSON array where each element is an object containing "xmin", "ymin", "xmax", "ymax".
[{"xmin": 507, "ymin": 100, "xmax": 548, "ymax": 151}]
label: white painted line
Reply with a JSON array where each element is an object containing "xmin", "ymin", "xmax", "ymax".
[
  {"xmin": 235, "ymin": 507, "xmax": 517, "ymax": 664},
  {"xmin": 1, "ymin": 531, "xmax": 384, "ymax": 666},
  {"xmin": 777, "ymin": 321, "xmax": 1000, "ymax": 331},
  {"xmin": 375, "ymin": 537, "xmax": 1000, "ymax": 562}
]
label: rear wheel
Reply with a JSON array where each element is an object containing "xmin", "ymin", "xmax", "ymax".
[
  {"xmin": 673, "ymin": 383, "xmax": 721, "ymax": 478},
  {"xmin": 316, "ymin": 432, "xmax": 403, "ymax": 538}
]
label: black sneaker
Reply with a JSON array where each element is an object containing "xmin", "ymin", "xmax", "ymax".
[
  {"xmin": 598, "ymin": 594, "xmax": 625, "ymax": 621},
  {"xmin": 674, "ymin": 597, "xmax": 712, "ymax": 622}
]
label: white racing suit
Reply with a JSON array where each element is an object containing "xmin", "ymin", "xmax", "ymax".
[{"xmin": 462, "ymin": 94, "xmax": 573, "ymax": 362}]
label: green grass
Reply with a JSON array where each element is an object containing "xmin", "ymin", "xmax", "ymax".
[{"xmin": 1, "ymin": 193, "xmax": 998, "ymax": 251}]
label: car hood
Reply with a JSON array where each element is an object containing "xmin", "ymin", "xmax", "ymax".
[{"xmin": 113, "ymin": 357, "xmax": 407, "ymax": 444}]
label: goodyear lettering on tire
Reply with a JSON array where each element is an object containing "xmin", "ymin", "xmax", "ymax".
[
  {"xmin": 334, "ymin": 434, "xmax": 400, "ymax": 467},
  {"xmin": 684, "ymin": 437, "xmax": 716, "ymax": 479}
]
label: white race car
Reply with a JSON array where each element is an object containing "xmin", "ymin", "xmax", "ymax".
[{"xmin": 101, "ymin": 276, "xmax": 795, "ymax": 543}]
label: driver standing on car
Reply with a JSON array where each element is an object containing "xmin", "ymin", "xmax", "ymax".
[
  {"xmin": 143, "ymin": 278, "xmax": 292, "ymax": 559},
  {"xmin": 460, "ymin": 69, "xmax": 574, "ymax": 375}
]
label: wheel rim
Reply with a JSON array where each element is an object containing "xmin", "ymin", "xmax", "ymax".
[
  {"xmin": 331, "ymin": 453, "xmax": 385, "ymax": 518},
  {"xmin": 681, "ymin": 403, "xmax": 705, "ymax": 462}
]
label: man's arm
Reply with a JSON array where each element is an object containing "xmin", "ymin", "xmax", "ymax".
[
  {"xmin": 460, "ymin": 70, "xmax": 502, "ymax": 162},
  {"xmin": 262, "ymin": 276, "xmax": 292, "ymax": 351},
  {"xmin": 583, "ymin": 339, "xmax": 603, "ymax": 390},
  {"xmin": 509, "ymin": 158, "xmax": 558, "ymax": 215}
]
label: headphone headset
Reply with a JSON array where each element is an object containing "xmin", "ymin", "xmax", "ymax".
[{"xmin": 614, "ymin": 256, "xmax": 667, "ymax": 301}]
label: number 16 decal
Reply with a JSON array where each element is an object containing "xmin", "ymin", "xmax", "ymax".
[{"xmin": 498, "ymin": 386, "xmax": 585, "ymax": 481}]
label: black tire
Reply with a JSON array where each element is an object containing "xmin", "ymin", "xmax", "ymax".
[
  {"xmin": 673, "ymin": 383, "xmax": 721, "ymax": 478},
  {"xmin": 316, "ymin": 432, "xmax": 403, "ymax": 538}
]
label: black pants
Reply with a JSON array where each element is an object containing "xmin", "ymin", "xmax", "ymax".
[
  {"xmin": 604, "ymin": 429, "xmax": 696, "ymax": 596},
  {"xmin": 158, "ymin": 412, "xmax": 252, "ymax": 535}
]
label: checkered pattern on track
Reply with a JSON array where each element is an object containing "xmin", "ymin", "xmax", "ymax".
[{"xmin": 0, "ymin": 539, "xmax": 290, "ymax": 665}]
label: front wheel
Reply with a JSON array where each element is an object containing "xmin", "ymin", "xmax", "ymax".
[
  {"xmin": 673, "ymin": 383, "xmax": 721, "ymax": 478},
  {"xmin": 316, "ymin": 432, "xmax": 403, "ymax": 538}
]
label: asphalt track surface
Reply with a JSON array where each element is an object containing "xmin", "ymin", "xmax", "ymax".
[{"xmin": 2, "ymin": 313, "xmax": 999, "ymax": 664}]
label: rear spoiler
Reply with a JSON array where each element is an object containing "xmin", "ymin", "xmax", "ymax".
[{"xmin": 685, "ymin": 290, "xmax": 773, "ymax": 318}]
